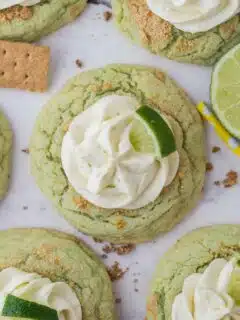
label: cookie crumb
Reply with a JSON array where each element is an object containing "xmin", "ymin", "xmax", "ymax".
[
  {"xmin": 75, "ymin": 59, "xmax": 83, "ymax": 68},
  {"xmin": 93, "ymin": 237, "xmax": 103, "ymax": 243},
  {"xmin": 107, "ymin": 262, "xmax": 128, "ymax": 281},
  {"xmin": 212, "ymin": 146, "xmax": 221, "ymax": 153},
  {"xmin": 103, "ymin": 244, "xmax": 113, "ymax": 254},
  {"xmin": 101, "ymin": 254, "xmax": 108, "ymax": 259},
  {"xmin": 103, "ymin": 11, "xmax": 112, "ymax": 21},
  {"xmin": 102, "ymin": 243, "xmax": 135, "ymax": 255},
  {"xmin": 116, "ymin": 219, "xmax": 127, "ymax": 230},
  {"xmin": 21, "ymin": 148, "xmax": 29, "ymax": 154},
  {"xmin": 206, "ymin": 162, "xmax": 213, "ymax": 172},
  {"xmin": 223, "ymin": 171, "xmax": 238, "ymax": 188},
  {"xmin": 214, "ymin": 181, "xmax": 221, "ymax": 186},
  {"xmin": 115, "ymin": 298, "xmax": 122, "ymax": 304}
]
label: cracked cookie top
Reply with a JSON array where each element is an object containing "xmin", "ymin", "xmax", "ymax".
[{"xmin": 30, "ymin": 64, "xmax": 205, "ymax": 244}]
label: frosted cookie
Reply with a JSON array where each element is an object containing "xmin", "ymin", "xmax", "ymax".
[
  {"xmin": 30, "ymin": 64, "xmax": 205, "ymax": 243},
  {"xmin": 0, "ymin": 0, "xmax": 87, "ymax": 42},
  {"xmin": 112, "ymin": 0, "xmax": 240, "ymax": 65},
  {"xmin": 146, "ymin": 225, "xmax": 240, "ymax": 320},
  {"xmin": 0, "ymin": 110, "xmax": 12, "ymax": 200},
  {"xmin": 0, "ymin": 228, "xmax": 115, "ymax": 320}
]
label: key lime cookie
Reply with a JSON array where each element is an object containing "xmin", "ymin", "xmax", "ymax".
[
  {"xmin": 112, "ymin": 0, "xmax": 240, "ymax": 65},
  {"xmin": 0, "ymin": 228, "xmax": 115, "ymax": 320},
  {"xmin": 0, "ymin": 111, "xmax": 12, "ymax": 200},
  {"xmin": 146, "ymin": 225, "xmax": 240, "ymax": 320},
  {"xmin": 0, "ymin": 0, "xmax": 87, "ymax": 42},
  {"xmin": 30, "ymin": 64, "xmax": 205, "ymax": 243}
]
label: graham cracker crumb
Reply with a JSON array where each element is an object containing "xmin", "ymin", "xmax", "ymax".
[
  {"xmin": 102, "ymin": 243, "xmax": 135, "ymax": 255},
  {"xmin": 116, "ymin": 219, "xmax": 127, "ymax": 230},
  {"xmin": 21, "ymin": 148, "xmax": 29, "ymax": 154},
  {"xmin": 107, "ymin": 262, "xmax": 128, "ymax": 281},
  {"xmin": 73, "ymin": 196, "xmax": 89, "ymax": 209},
  {"xmin": 212, "ymin": 146, "xmax": 221, "ymax": 153},
  {"xmin": 223, "ymin": 171, "xmax": 238, "ymax": 188},
  {"xmin": 0, "ymin": 5, "xmax": 33, "ymax": 22},
  {"xmin": 178, "ymin": 171, "xmax": 184, "ymax": 178},
  {"xmin": 206, "ymin": 162, "xmax": 214, "ymax": 172},
  {"xmin": 63, "ymin": 122, "xmax": 70, "ymax": 132},
  {"xmin": 103, "ymin": 11, "xmax": 112, "ymax": 21},
  {"xmin": 75, "ymin": 59, "xmax": 83, "ymax": 68}
]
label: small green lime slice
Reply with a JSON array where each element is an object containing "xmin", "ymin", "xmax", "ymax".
[
  {"xmin": 2, "ymin": 295, "xmax": 58, "ymax": 320},
  {"xmin": 130, "ymin": 105, "xmax": 176, "ymax": 158},
  {"xmin": 211, "ymin": 43, "xmax": 240, "ymax": 139}
]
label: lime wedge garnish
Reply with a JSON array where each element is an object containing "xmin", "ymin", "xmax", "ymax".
[
  {"xmin": 211, "ymin": 43, "xmax": 240, "ymax": 139},
  {"xmin": 130, "ymin": 105, "xmax": 176, "ymax": 158},
  {"xmin": 228, "ymin": 270, "xmax": 240, "ymax": 305},
  {"xmin": 2, "ymin": 295, "xmax": 58, "ymax": 320}
]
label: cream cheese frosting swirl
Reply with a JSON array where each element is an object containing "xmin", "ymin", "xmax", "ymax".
[
  {"xmin": 61, "ymin": 95, "xmax": 179, "ymax": 210},
  {"xmin": 0, "ymin": 267, "xmax": 82, "ymax": 320},
  {"xmin": 147, "ymin": 0, "xmax": 240, "ymax": 33},
  {"xmin": 172, "ymin": 258, "xmax": 240, "ymax": 320},
  {"xmin": 0, "ymin": 0, "xmax": 40, "ymax": 10}
]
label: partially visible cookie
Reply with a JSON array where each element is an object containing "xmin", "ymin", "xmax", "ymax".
[
  {"xmin": 0, "ymin": 111, "xmax": 12, "ymax": 200},
  {"xmin": 112, "ymin": 0, "xmax": 240, "ymax": 65},
  {"xmin": 0, "ymin": 0, "xmax": 87, "ymax": 42},
  {"xmin": 0, "ymin": 228, "xmax": 116, "ymax": 320},
  {"xmin": 146, "ymin": 225, "xmax": 240, "ymax": 320}
]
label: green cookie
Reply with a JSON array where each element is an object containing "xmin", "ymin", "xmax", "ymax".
[
  {"xmin": 112, "ymin": 0, "xmax": 240, "ymax": 66},
  {"xmin": 30, "ymin": 64, "xmax": 205, "ymax": 244},
  {"xmin": 0, "ymin": 111, "xmax": 12, "ymax": 200},
  {"xmin": 0, "ymin": 0, "xmax": 87, "ymax": 42},
  {"xmin": 0, "ymin": 228, "xmax": 115, "ymax": 320},
  {"xmin": 146, "ymin": 225, "xmax": 240, "ymax": 320}
]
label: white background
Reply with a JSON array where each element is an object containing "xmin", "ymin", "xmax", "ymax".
[{"xmin": 1, "ymin": 2, "xmax": 240, "ymax": 319}]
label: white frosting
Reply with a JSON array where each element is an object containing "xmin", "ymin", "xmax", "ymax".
[
  {"xmin": 0, "ymin": 267, "xmax": 82, "ymax": 320},
  {"xmin": 61, "ymin": 95, "xmax": 179, "ymax": 210},
  {"xmin": 172, "ymin": 258, "xmax": 240, "ymax": 320},
  {"xmin": 147, "ymin": 0, "xmax": 240, "ymax": 33},
  {"xmin": 0, "ymin": 0, "xmax": 40, "ymax": 10}
]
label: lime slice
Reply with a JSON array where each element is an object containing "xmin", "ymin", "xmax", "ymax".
[
  {"xmin": 228, "ymin": 269, "xmax": 240, "ymax": 305},
  {"xmin": 2, "ymin": 295, "xmax": 58, "ymax": 320},
  {"xmin": 130, "ymin": 105, "xmax": 176, "ymax": 158},
  {"xmin": 211, "ymin": 43, "xmax": 240, "ymax": 139}
]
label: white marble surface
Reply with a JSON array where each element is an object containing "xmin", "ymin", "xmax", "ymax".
[{"xmin": 1, "ymin": 2, "xmax": 240, "ymax": 320}]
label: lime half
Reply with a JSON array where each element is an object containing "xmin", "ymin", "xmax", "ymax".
[
  {"xmin": 211, "ymin": 43, "xmax": 240, "ymax": 139},
  {"xmin": 2, "ymin": 294, "xmax": 58, "ymax": 320},
  {"xmin": 130, "ymin": 105, "xmax": 176, "ymax": 158}
]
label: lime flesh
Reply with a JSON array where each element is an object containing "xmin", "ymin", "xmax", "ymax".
[
  {"xmin": 130, "ymin": 105, "xmax": 176, "ymax": 158},
  {"xmin": 228, "ymin": 271, "xmax": 240, "ymax": 306},
  {"xmin": 211, "ymin": 43, "xmax": 240, "ymax": 139},
  {"xmin": 2, "ymin": 295, "xmax": 58, "ymax": 320}
]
